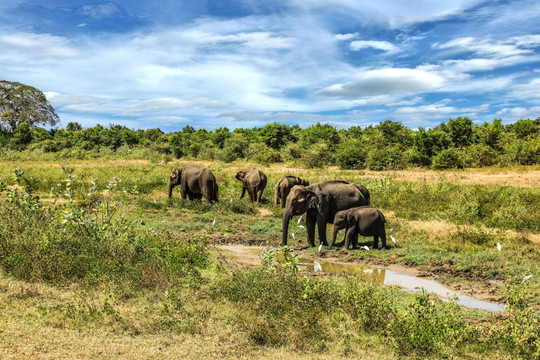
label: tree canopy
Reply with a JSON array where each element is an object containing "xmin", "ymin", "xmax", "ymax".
[{"xmin": 0, "ymin": 80, "xmax": 59, "ymax": 131}]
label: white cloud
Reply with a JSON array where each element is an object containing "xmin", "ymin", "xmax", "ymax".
[
  {"xmin": 335, "ymin": 33, "xmax": 358, "ymax": 41},
  {"xmin": 393, "ymin": 101, "xmax": 490, "ymax": 123},
  {"xmin": 317, "ymin": 68, "xmax": 445, "ymax": 99},
  {"xmin": 287, "ymin": 0, "xmax": 485, "ymax": 26},
  {"xmin": 496, "ymin": 106, "xmax": 540, "ymax": 120},
  {"xmin": 350, "ymin": 40, "xmax": 400, "ymax": 54},
  {"xmin": 0, "ymin": 32, "xmax": 78, "ymax": 58},
  {"xmin": 511, "ymin": 78, "xmax": 540, "ymax": 98}
]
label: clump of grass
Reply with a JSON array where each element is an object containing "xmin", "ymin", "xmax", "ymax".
[{"xmin": 387, "ymin": 290, "xmax": 471, "ymax": 358}]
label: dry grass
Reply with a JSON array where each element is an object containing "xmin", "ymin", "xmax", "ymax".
[{"xmin": 0, "ymin": 273, "xmax": 395, "ymax": 360}]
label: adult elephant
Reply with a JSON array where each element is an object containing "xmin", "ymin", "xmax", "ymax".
[
  {"xmin": 281, "ymin": 180, "xmax": 370, "ymax": 247},
  {"xmin": 168, "ymin": 166, "xmax": 219, "ymax": 203},
  {"xmin": 330, "ymin": 206, "xmax": 387, "ymax": 250},
  {"xmin": 274, "ymin": 176, "xmax": 310, "ymax": 208},
  {"xmin": 236, "ymin": 168, "xmax": 267, "ymax": 203}
]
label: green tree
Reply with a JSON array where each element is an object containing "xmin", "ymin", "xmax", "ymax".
[
  {"xmin": 211, "ymin": 127, "xmax": 231, "ymax": 149},
  {"xmin": 446, "ymin": 117, "xmax": 475, "ymax": 148},
  {"xmin": 260, "ymin": 122, "xmax": 297, "ymax": 149},
  {"xmin": 299, "ymin": 123, "xmax": 340, "ymax": 149},
  {"xmin": 0, "ymin": 80, "xmax": 59, "ymax": 131}
]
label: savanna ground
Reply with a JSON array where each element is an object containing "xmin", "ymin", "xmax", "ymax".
[{"xmin": 0, "ymin": 157, "xmax": 539, "ymax": 359}]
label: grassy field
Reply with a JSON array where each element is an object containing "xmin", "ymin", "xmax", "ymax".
[{"xmin": 1, "ymin": 157, "xmax": 539, "ymax": 359}]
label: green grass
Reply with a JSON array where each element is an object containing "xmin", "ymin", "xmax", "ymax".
[{"xmin": 1, "ymin": 159, "xmax": 539, "ymax": 359}]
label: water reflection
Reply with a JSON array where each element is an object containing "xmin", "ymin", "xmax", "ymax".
[{"xmin": 218, "ymin": 245, "xmax": 505, "ymax": 312}]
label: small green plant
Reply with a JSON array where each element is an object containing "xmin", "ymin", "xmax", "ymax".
[{"xmin": 387, "ymin": 289, "xmax": 469, "ymax": 358}]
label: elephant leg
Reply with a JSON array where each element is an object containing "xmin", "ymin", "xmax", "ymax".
[
  {"xmin": 256, "ymin": 189, "xmax": 263, "ymax": 202},
  {"xmin": 317, "ymin": 217, "xmax": 328, "ymax": 246},
  {"xmin": 343, "ymin": 227, "xmax": 356, "ymax": 250},
  {"xmin": 181, "ymin": 189, "xmax": 187, "ymax": 200},
  {"xmin": 351, "ymin": 232, "xmax": 359, "ymax": 249},
  {"xmin": 306, "ymin": 214, "xmax": 317, "ymax": 247},
  {"xmin": 373, "ymin": 235, "xmax": 379, "ymax": 249},
  {"xmin": 249, "ymin": 190, "xmax": 255, "ymax": 202},
  {"xmin": 379, "ymin": 228, "xmax": 387, "ymax": 250}
]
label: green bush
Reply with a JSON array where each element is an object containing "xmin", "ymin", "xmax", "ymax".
[
  {"xmin": 499, "ymin": 283, "xmax": 540, "ymax": 359},
  {"xmin": 0, "ymin": 173, "xmax": 209, "ymax": 288},
  {"xmin": 366, "ymin": 145, "xmax": 406, "ymax": 170},
  {"xmin": 431, "ymin": 147, "xmax": 464, "ymax": 169},
  {"xmin": 388, "ymin": 290, "xmax": 470, "ymax": 358},
  {"xmin": 335, "ymin": 140, "xmax": 366, "ymax": 170}
]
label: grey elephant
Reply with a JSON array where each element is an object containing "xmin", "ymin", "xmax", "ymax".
[
  {"xmin": 274, "ymin": 176, "xmax": 310, "ymax": 208},
  {"xmin": 168, "ymin": 166, "xmax": 219, "ymax": 203},
  {"xmin": 281, "ymin": 180, "xmax": 370, "ymax": 247},
  {"xmin": 330, "ymin": 206, "xmax": 387, "ymax": 250},
  {"xmin": 236, "ymin": 168, "xmax": 267, "ymax": 203}
]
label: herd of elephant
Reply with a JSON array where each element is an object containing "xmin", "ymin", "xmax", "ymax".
[{"xmin": 168, "ymin": 165, "xmax": 388, "ymax": 251}]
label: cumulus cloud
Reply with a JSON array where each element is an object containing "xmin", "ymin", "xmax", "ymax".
[{"xmin": 317, "ymin": 68, "xmax": 445, "ymax": 99}]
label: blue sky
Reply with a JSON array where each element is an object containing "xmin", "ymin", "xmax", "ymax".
[{"xmin": 1, "ymin": 0, "xmax": 539, "ymax": 131}]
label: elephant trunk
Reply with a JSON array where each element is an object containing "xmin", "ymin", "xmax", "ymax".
[
  {"xmin": 281, "ymin": 208, "xmax": 293, "ymax": 246},
  {"xmin": 168, "ymin": 179, "xmax": 175, "ymax": 198}
]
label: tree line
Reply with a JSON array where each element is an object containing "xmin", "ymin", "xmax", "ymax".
[
  {"xmin": 1, "ymin": 118, "xmax": 538, "ymax": 169},
  {"xmin": 1, "ymin": 80, "xmax": 538, "ymax": 169}
]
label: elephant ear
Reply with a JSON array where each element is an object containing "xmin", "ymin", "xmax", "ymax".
[
  {"xmin": 235, "ymin": 171, "xmax": 245, "ymax": 181},
  {"xmin": 170, "ymin": 168, "xmax": 181, "ymax": 182},
  {"xmin": 346, "ymin": 211, "xmax": 355, "ymax": 226},
  {"xmin": 306, "ymin": 191, "xmax": 321, "ymax": 212}
]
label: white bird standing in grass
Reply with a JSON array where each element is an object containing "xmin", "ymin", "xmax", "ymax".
[
  {"xmin": 361, "ymin": 246, "xmax": 370, "ymax": 251},
  {"xmin": 291, "ymin": 233, "xmax": 295, "ymax": 239},
  {"xmin": 297, "ymin": 216, "xmax": 302, "ymax": 224},
  {"xmin": 390, "ymin": 234, "xmax": 396, "ymax": 244},
  {"xmin": 522, "ymin": 275, "xmax": 533, "ymax": 283},
  {"xmin": 318, "ymin": 243, "xmax": 323, "ymax": 253},
  {"xmin": 298, "ymin": 225, "xmax": 305, "ymax": 229},
  {"xmin": 497, "ymin": 242, "xmax": 502, "ymax": 251},
  {"xmin": 212, "ymin": 217, "xmax": 216, "ymax": 226}
]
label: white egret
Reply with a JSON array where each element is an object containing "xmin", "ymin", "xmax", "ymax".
[
  {"xmin": 318, "ymin": 243, "xmax": 323, "ymax": 253},
  {"xmin": 361, "ymin": 246, "xmax": 370, "ymax": 251},
  {"xmin": 291, "ymin": 233, "xmax": 295, "ymax": 239},
  {"xmin": 212, "ymin": 217, "xmax": 216, "ymax": 226},
  {"xmin": 297, "ymin": 216, "xmax": 302, "ymax": 224},
  {"xmin": 522, "ymin": 275, "xmax": 533, "ymax": 283},
  {"xmin": 391, "ymin": 234, "xmax": 396, "ymax": 244},
  {"xmin": 298, "ymin": 225, "xmax": 305, "ymax": 229},
  {"xmin": 497, "ymin": 242, "xmax": 502, "ymax": 251}
]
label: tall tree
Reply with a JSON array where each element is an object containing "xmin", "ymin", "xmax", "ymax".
[{"xmin": 0, "ymin": 80, "xmax": 59, "ymax": 131}]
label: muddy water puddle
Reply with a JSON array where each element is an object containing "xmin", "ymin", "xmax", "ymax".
[{"xmin": 218, "ymin": 245, "xmax": 505, "ymax": 312}]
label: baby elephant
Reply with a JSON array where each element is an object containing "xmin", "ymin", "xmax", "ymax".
[{"xmin": 330, "ymin": 206, "xmax": 387, "ymax": 250}]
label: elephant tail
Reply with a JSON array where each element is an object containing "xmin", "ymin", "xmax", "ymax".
[
  {"xmin": 212, "ymin": 177, "xmax": 219, "ymax": 202},
  {"xmin": 378, "ymin": 210, "xmax": 386, "ymax": 224},
  {"xmin": 274, "ymin": 182, "xmax": 281, "ymax": 205}
]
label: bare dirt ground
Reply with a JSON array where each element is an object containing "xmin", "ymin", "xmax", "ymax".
[{"xmin": 323, "ymin": 166, "xmax": 540, "ymax": 188}]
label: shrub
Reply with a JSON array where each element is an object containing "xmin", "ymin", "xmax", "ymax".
[
  {"xmin": 366, "ymin": 145, "xmax": 406, "ymax": 171},
  {"xmin": 335, "ymin": 140, "xmax": 366, "ymax": 170},
  {"xmin": 301, "ymin": 142, "xmax": 335, "ymax": 168},
  {"xmin": 431, "ymin": 147, "xmax": 464, "ymax": 169},
  {"xmin": 246, "ymin": 142, "xmax": 282, "ymax": 165},
  {"xmin": 0, "ymin": 172, "xmax": 209, "ymax": 289},
  {"xmin": 388, "ymin": 290, "xmax": 470, "ymax": 358}
]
